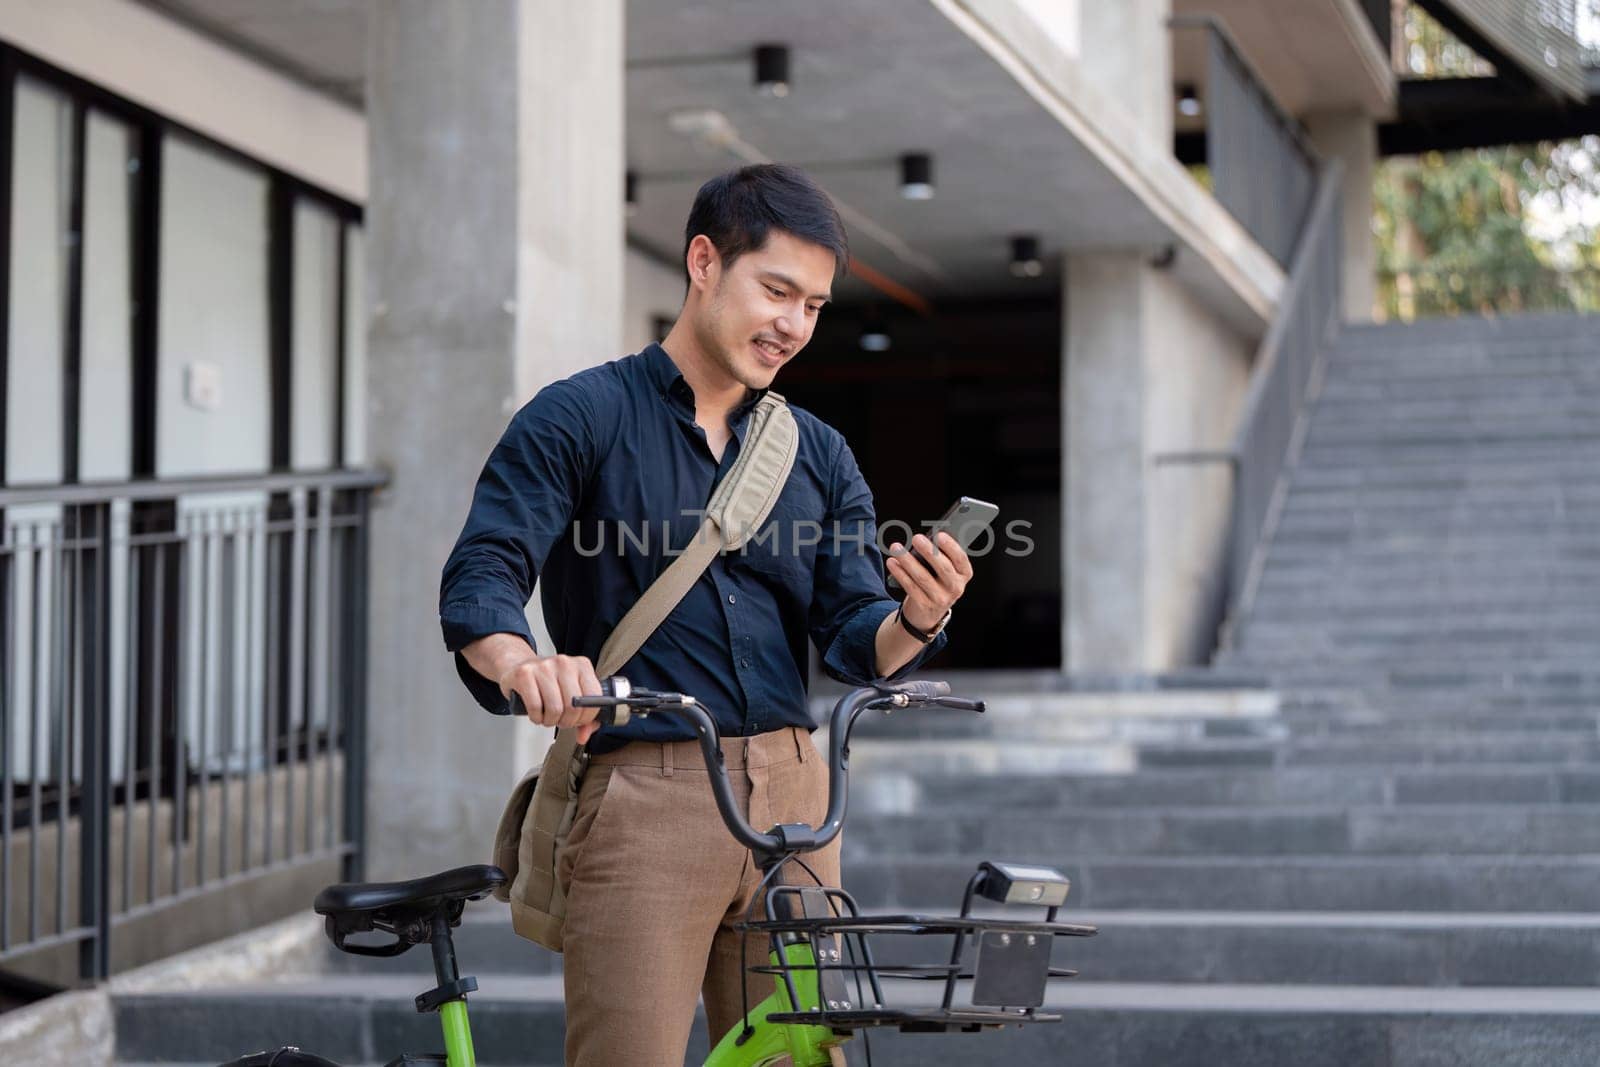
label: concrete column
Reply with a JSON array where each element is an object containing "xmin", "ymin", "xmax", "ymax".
[
  {"xmin": 365, "ymin": 0, "xmax": 623, "ymax": 878},
  {"xmin": 1078, "ymin": 0, "xmax": 1173, "ymax": 149},
  {"xmin": 1305, "ymin": 110, "xmax": 1377, "ymax": 322},
  {"xmin": 1063, "ymin": 253, "xmax": 1252, "ymax": 674},
  {"xmin": 1063, "ymin": 254, "xmax": 1148, "ymax": 672}
]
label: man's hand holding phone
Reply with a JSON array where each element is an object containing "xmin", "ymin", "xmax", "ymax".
[{"xmin": 886, "ymin": 529, "xmax": 973, "ymax": 632}]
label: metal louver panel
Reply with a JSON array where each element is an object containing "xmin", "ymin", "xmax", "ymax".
[{"xmin": 1434, "ymin": 0, "xmax": 1588, "ymax": 101}]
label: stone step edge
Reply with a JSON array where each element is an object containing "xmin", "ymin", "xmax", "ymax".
[
  {"xmin": 852, "ymin": 803, "xmax": 1600, "ymax": 818},
  {"xmin": 113, "ymin": 975, "xmax": 1600, "ymax": 1017},
  {"xmin": 417, "ymin": 907, "xmax": 1600, "ymax": 935}
]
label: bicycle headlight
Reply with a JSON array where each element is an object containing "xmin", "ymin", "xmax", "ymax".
[{"xmin": 976, "ymin": 861, "xmax": 1071, "ymax": 907}]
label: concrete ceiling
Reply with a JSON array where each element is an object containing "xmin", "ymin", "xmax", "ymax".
[
  {"xmin": 620, "ymin": 0, "xmax": 1173, "ymax": 303},
  {"xmin": 136, "ymin": 0, "xmax": 1203, "ymax": 304},
  {"xmin": 1172, "ymin": 0, "xmax": 1396, "ymax": 121},
  {"xmin": 138, "ymin": 0, "xmax": 368, "ymax": 104}
]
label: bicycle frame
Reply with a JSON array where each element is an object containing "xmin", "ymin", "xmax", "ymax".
[
  {"xmin": 705, "ymin": 941, "xmax": 843, "ymax": 1067},
  {"xmin": 439, "ymin": 999, "xmax": 477, "ymax": 1066}
]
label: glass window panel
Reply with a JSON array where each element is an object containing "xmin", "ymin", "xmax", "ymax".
[
  {"xmin": 291, "ymin": 198, "xmax": 339, "ymax": 471},
  {"xmin": 342, "ymin": 222, "xmax": 365, "ymax": 466},
  {"xmin": 156, "ymin": 135, "xmax": 270, "ymax": 478},
  {"xmin": 79, "ymin": 109, "xmax": 137, "ymax": 483},
  {"xmin": 5, "ymin": 76, "xmax": 72, "ymax": 486}
]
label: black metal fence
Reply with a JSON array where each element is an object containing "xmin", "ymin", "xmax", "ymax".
[
  {"xmin": 0, "ymin": 470, "xmax": 379, "ymax": 980},
  {"xmin": 1172, "ymin": 16, "xmax": 1320, "ymax": 268}
]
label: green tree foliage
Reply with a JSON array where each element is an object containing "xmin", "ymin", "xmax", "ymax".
[
  {"xmin": 1372, "ymin": 5, "xmax": 1600, "ymax": 320},
  {"xmin": 1374, "ymin": 141, "xmax": 1600, "ymax": 320}
]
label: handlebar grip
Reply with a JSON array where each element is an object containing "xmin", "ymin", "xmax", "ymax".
[
  {"xmin": 936, "ymin": 696, "xmax": 986, "ymax": 713},
  {"xmin": 507, "ymin": 676, "xmax": 633, "ymax": 725},
  {"xmin": 891, "ymin": 679, "xmax": 951, "ymax": 699}
]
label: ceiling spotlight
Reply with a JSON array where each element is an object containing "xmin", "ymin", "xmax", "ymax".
[
  {"xmin": 625, "ymin": 170, "xmax": 639, "ymax": 217},
  {"xmin": 754, "ymin": 44, "xmax": 791, "ymax": 97},
  {"xmin": 1009, "ymin": 235, "xmax": 1043, "ymax": 278},
  {"xmin": 859, "ymin": 326, "xmax": 892, "ymax": 352},
  {"xmin": 899, "ymin": 152, "xmax": 935, "ymax": 200},
  {"xmin": 859, "ymin": 306, "xmax": 892, "ymax": 351},
  {"xmin": 1176, "ymin": 83, "xmax": 1202, "ymax": 118}
]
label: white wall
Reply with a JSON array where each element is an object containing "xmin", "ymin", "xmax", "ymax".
[
  {"xmin": 623, "ymin": 246, "xmax": 684, "ymax": 353},
  {"xmin": 1015, "ymin": 0, "xmax": 1081, "ymax": 58},
  {"xmin": 1142, "ymin": 269, "xmax": 1252, "ymax": 667},
  {"xmin": 1063, "ymin": 253, "xmax": 1253, "ymax": 673},
  {"xmin": 0, "ymin": 0, "xmax": 364, "ymax": 202}
]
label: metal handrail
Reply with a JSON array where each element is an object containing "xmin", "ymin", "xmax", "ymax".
[
  {"xmin": 0, "ymin": 467, "xmax": 387, "ymax": 507},
  {"xmin": 0, "ymin": 468, "xmax": 383, "ymax": 978},
  {"xmin": 1171, "ymin": 14, "xmax": 1321, "ymax": 267},
  {"xmin": 1217, "ymin": 160, "xmax": 1346, "ymax": 648}
]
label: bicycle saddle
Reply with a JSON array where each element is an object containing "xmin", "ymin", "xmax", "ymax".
[
  {"xmin": 315, "ymin": 865, "xmax": 506, "ymax": 956},
  {"xmin": 315, "ymin": 864, "xmax": 506, "ymax": 917}
]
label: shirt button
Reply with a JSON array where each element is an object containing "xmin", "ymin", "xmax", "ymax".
[
  {"xmin": 728, "ymin": 593, "xmax": 736, "ymax": 605},
  {"xmin": 740, "ymin": 658, "xmax": 751, "ymax": 668}
]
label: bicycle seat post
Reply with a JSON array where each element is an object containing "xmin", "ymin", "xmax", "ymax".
[
  {"xmin": 414, "ymin": 908, "xmax": 479, "ymax": 1014},
  {"xmin": 429, "ymin": 912, "xmax": 460, "ymax": 993}
]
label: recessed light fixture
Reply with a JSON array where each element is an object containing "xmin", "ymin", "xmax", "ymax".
[
  {"xmin": 859, "ymin": 326, "xmax": 892, "ymax": 352},
  {"xmin": 859, "ymin": 307, "xmax": 892, "ymax": 351},
  {"xmin": 754, "ymin": 44, "xmax": 791, "ymax": 97},
  {"xmin": 1009, "ymin": 234, "xmax": 1043, "ymax": 278},
  {"xmin": 1176, "ymin": 82, "xmax": 1202, "ymax": 118},
  {"xmin": 898, "ymin": 153, "xmax": 935, "ymax": 200}
]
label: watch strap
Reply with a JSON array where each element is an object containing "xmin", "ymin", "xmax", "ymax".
[{"xmin": 896, "ymin": 606, "xmax": 948, "ymax": 644}]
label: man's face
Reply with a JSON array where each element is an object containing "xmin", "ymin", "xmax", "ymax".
[{"xmin": 691, "ymin": 230, "xmax": 835, "ymax": 391}]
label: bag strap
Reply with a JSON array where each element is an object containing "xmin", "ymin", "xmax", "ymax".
[{"xmin": 594, "ymin": 390, "xmax": 798, "ymax": 678}]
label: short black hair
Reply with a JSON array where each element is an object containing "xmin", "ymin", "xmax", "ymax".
[{"xmin": 683, "ymin": 164, "xmax": 849, "ymax": 284}]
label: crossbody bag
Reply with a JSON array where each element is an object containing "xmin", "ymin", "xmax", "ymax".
[{"xmin": 491, "ymin": 390, "xmax": 799, "ymax": 950}]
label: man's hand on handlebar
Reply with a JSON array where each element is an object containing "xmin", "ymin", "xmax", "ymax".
[{"xmin": 497, "ymin": 653, "xmax": 605, "ymax": 744}]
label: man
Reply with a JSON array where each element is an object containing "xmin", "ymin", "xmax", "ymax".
[{"xmin": 439, "ymin": 164, "xmax": 970, "ymax": 1064}]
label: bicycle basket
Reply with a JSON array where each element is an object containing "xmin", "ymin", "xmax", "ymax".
[{"xmin": 736, "ymin": 873, "xmax": 1097, "ymax": 1034}]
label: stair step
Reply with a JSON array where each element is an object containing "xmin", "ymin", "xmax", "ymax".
[
  {"xmin": 307, "ymin": 909, "xmax": 1600, "ymax": 988},
  {"xmin": 1135, "ymin": 734, "xmax": 1600, "ymax": 767},
  {"xmin": 844, "ymin": 854, "xmax": 1600, "ymax": 912},
  {"xmin": 113, "ymin": 976, "xmax": 579, "ymax": 1067},
  {"xmin": 1037, "ymin": 910, "xmax": 1600, "ymax": 987},
  {"xmin": 847, "ymin": 805, "xmax": 1600, "ymax": 858},
  {"xmin": 851, "ymin": 764, "xmax": 1600, "ymax": 812},
  {"xmin": 1293, "ymin": 436, "xmax": 1600, "ymax": 464},
  {"xmin": 1338, "ymin": 312, "xmax": 1600, "ymax": 343},
  {"xmin": 108, "ymin": 976, "xmax": 1600, "ymax": 1066}
]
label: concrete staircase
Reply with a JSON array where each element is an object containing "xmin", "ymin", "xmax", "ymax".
[{"xmin": 113, "ymin": 315, "xmax": 1600, "ymax": 1064}]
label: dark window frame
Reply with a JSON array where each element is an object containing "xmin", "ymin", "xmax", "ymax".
[{"xmin": 0, "ymin": 42, "xmax": 364, "ymax": 491}]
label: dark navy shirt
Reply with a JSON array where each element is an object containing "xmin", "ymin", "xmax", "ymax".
[{"xmin": 438, "ymin": 343, "xmax": 947, "ymax": 753}]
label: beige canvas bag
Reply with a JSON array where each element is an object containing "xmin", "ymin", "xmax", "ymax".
[{"xmin": 491, "ymin": 391, "xmax": 799, "ymax": 950}]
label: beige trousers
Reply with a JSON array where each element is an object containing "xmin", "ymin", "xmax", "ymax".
[{"xmin": 558, "ymin": 726, "xmax": 847, "ymax": 1066}]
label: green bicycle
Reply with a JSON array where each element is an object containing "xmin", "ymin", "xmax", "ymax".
[{"xmin": 221, "ymin": 679, "xmax": 1097, "ymax": 1066}]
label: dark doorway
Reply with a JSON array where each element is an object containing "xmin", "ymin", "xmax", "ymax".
[{"xmin": 781, "ymin": 298, "xmax": 1061, "ymax": 670}]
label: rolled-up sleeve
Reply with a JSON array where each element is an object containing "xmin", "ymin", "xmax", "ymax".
[
  {"xmin": 808, "ymin": 435, "xmax": 947, "ymax": 685},
  {"xmin": 439, "ymin": 379, "xmax": 598, "ymax": 713}
]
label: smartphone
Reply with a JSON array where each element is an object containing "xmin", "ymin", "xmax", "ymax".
[{"xmin": 886, "ymin": 496, "xmax": 999, "ymax": 589}]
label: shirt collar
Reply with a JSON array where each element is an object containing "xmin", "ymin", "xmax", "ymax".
[{"xmin": 643, "ymin": 342, "xmax": 770, "ymax": 422}]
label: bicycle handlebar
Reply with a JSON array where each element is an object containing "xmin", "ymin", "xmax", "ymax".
[{"xmin": 506, "ymin": 678, "xmax": 984, "ymax": 863}]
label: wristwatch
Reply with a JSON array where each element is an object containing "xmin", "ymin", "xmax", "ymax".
[{"xmin": 896, "ymin": 605, "xmax": 952, "ymax": 644}]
